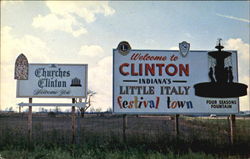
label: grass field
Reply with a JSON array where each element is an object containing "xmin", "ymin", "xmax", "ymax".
[{"xmin": 0, "ymin": 113, "xmax": 249, "ymax": 159}]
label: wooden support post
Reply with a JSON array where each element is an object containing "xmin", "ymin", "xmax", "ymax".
[
  {"xmin": 79, "ymin": 98, "xmax": 82, "ymax": 105},
  {"xmin": 76, "ymin": 98, "xmax": 81, "ymax": 144},
  {"xmin": 123, "ymin": 114, "xmax": 127, "ymax": 142},
  {"xmin": 227, "ymin": 116, "xmax": 231, "ymax": 143},
  {"xmin": 79, "ymin": 98, "xmax": 83, "ymax": 118},
  {"xmin": 230, "ymin": 114, "xmax": 236, "ymax": 145},
  {"xmin": 28, "ymin": 98, "xmax": 32, "ymax": 142},
  {"xmin": 175, "ymin": 114, "xmax": 179, "ymax": 136},
  {"xmin": 72, "ymin": 98, "xmax": 76, "ymax": 144}
]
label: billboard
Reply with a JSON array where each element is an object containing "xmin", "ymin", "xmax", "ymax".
[
  {"xmin": 16, "ymin": 64, "xmax": 87, "ymax": 98},
  {"xmin": 113, "ymin": 46, "xmax": 239, "ymax": 114}
]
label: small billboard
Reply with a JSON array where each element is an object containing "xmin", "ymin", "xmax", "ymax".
[{"xmin": 16, "ymin": 64, "xmax": 88, "ymax": 98}]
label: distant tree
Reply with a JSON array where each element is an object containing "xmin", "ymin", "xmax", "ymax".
[
  {"xmin": 48, "ymin": 112, "xmax": 56, "ymax": 117},
  {"xmin": 90, "ymin": 107, "xmax": 95, "ymax": 113},
  {"xmin": 19, "ymin": 106, "xmax": 22, "ymax": 113},
  {"xmin": 39, "ymin": 107, "xmax": 42, "ymax": 112},
  {"xmin": 5, "ymin": 107, "xmax": 13, "ymax": 112},
  {"xmin": 78, "ymin": 90, "xmax": 96, "ymax": 118},
  {"xmin": 95, "ymin": 108, "xmax": 102, "ymax": 112},
  {"xmin": 55, "ymin": 106, "xmax": 61, "ymax": 113},
  {"xmin": 106, "ymin": 107, "xmax": 112, "ymax": 113},
  {"xmin": 96, "ymin": 108, "xmax": 103, "ymax": 116},
  {"xmin": 65, "ymin": 109, "xmax": 71, "ymax": 113}
]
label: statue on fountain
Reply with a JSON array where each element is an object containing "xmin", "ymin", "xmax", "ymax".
[{"xmin": 194, "ymin": 39, "xmax": 247, "ymax": 98}]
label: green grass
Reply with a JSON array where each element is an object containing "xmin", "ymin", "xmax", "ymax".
[
  {"xmin": 0, "ymin": 129, "xmax": 249, "ymax": 159},
  {"xmin": 0, "ymin": 146, "xmax": 217, "ymax": 159}
]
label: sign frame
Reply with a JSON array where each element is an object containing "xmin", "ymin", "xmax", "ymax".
[
  {"xmin": 112, "ymin": 49, "xmax": 240, "ymax": 115},
  {"xmin": 16, "ymin": 63, "xmax": 88, "ymax": 98}
]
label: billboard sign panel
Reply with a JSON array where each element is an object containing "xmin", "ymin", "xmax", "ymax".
[
  {"xmin": 113, "ymin": 48, "xmax": 239, "ymax": 114},
  {"xmin": 17, "ymin": 64, "xmax": 87, "ymax": 98}
]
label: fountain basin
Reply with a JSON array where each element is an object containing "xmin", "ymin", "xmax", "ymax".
[{"xmin": 194, "ymin": 82, "xmax": 248, "ymax": 98}]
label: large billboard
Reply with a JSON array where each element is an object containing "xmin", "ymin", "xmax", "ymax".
[
  {"xmin": 16, "ymin": 64, "xmax": 87, "ymax": 98},
  {"xmin": 113, "ymin": 45, "xmax": 239, "ymax": 114}
]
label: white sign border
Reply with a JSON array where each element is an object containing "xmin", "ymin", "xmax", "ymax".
[
  {"xmin": 112, "ymin": 49, "xmax": 240, "ymax": 115},
  {"xmin": 16, "ymin": 63, "xmax": 88, "ymax": 98}
]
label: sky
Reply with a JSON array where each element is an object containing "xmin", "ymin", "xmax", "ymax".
[{"xmin": 1, "ymin": 1, "xmax": 249, "ymax": 111}]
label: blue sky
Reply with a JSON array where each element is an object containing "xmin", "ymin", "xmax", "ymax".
[{"xmin": 1, "ymin": 1, "xmax": 249, "ymax": 111}]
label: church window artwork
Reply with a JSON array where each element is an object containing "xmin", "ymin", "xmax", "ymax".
[{"xmin": 14, "ymin": 54, "xmax": 29, "ymax": 80}]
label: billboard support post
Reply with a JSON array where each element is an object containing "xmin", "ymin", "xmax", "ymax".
[
  {"xmin": 28, "ymin": 98, "xmax": 32, "ymax": 143},
  {"xmin": 14, "ymin": 58, "xmax": 88, "ymax": 145},
  {"xmin": 230, "ymin": 114, "xmax": 236, "ymax": 145},
  {"xmin": 72, "ymin": 98, "xmax": 76, "ymax": 144},
  {"xmin": 227, "ymin": 116, "xmax": 230, "ymax": 142},
  {"xmin": 123, "ymin": 114, "xmax": 127, "ymax": 142},
  {"xmin": 175, "ymin": 114, "xmax": 180, "ymax": 136}
]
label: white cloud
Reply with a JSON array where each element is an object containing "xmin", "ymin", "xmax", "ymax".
[
  {"xmin": 1, "ymin": 26, "xmax": 52, "ymax": 110},
  {"xmin": 225, "ymin": 38, "xmax": 249, "ymax": 77},
  {"xmin": 1, "ymin": 26, "xmax": 50, "ymax": 65},
  {"xmin": 224, "ymin": 38, "xmax": 250, "ymax": 111},
  {"xmin": 32, "ymin": 1, "xmax": 115, "ymax": 37},
  {"xmin": 79, "ymin": 45, "xmax": 104, "ymax": 57},
  {"xmin": 185, "ymin": 33, "xmax": 194, "ymax": 39},
  {"xmin": 32, "ymin": 14, "xmax": 87, "ymax": 37},
  {"xmin": 1, "ymin": 1, "xmax": 23, "ymax": 7},
  {"xmin": 46, "ymin": 1, "xmax": 115, "ymax": 23},
  {"xmin": 216, "ymin": 13, "xmax": 250, "ymax": 23},
  {"xmin": 88, "ymin": 56, "xmax": 112, "ymax": 110}
]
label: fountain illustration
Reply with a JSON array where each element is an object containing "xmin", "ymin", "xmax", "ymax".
[{"xmin": 194, "ymin": 39, "xmax": 248, "ymax": 98}]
